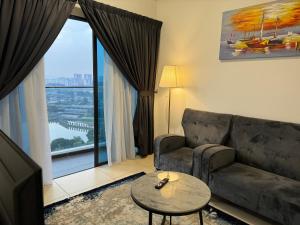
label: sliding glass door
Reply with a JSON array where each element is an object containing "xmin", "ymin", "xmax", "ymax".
[{"xmin": 44, "ymin": 17, "xmax": 107, "ymax": 177}]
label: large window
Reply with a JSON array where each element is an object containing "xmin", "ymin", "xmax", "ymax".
[{"xmin": 45, "ymin": 19, "xmax": 94, "ymax": 154}]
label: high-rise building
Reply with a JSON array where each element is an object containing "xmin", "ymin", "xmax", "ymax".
[
  {"xmin": 84, "ymin": 74, "xmax": 93, "ymax": 86},
  {"xmin": 74, "ymin": 73, "xmax": 84, "ymax": 86}
]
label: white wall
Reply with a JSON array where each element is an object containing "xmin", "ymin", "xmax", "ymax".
[
  {"xmin": 96, "ymin": 0, "xmax": 157, "ymax": 18},
  {"xmin": 154, "ymin": 0, "xmax": 300, "ymax": 137},
  {"xmin": 74, "ymin": 0, "xmax": 157, "ymax": 19}
]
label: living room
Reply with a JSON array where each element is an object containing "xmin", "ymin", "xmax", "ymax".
[{"xmin": 0, "ymin": 0, "xmax": 299, "ymax": 225}]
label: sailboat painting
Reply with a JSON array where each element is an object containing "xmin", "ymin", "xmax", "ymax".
[{"xmin": 219, "ymin": 0, "xmax": 300, "ymax": 60}]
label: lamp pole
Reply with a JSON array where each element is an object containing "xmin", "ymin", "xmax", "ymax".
[
  {"xmin": 168, "ymin": 87, "xmax": 171, "ymax": 134},
  {"xmin": 160, "ymin": 65, "xmax": 180, "ymax": 134}
]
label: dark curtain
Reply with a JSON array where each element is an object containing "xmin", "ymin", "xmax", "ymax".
[
  {"xmin": 0, "ymin": 0, "xmax": 76, "ymax": 100},
  {"xmin": 79, "ymin": 0, "xmax": 162, "ymax": 156}
]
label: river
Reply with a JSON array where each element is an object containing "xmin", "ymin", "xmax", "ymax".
[{"xmin": 49, "ymin": 122, "xmax": 89, "ymax": 143}]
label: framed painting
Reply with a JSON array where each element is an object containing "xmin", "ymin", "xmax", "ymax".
[{"xmin": 219, "ymin": 0, "xmax": 300, "ymax": 60}]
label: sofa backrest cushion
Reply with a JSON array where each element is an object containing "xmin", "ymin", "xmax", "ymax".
[
  {"xmin": 230, "ymin": 116, "xmax": 300, "ymax": 181},
  {"xmin": 182, "ymin": 109, "xmax": 232, "ymax": 148}
]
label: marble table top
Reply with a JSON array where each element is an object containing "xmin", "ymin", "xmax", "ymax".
[{"xmin": 131, "ymin": 171, "xmax": 211, "ymax": 215}]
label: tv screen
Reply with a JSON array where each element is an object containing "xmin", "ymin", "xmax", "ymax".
[{"xmin": 0, "ymin": 130, "xmax": 44, "ymax": 225}]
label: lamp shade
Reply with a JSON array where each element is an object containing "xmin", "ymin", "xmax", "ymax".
[{"xmin": 159, "ymin": 65, "xmax": 181, "ymax": 88}]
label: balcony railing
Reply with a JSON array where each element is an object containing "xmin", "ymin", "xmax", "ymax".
[{"xmin": 51, "ymin": 142, "xmax": 106, "ymax": 157}]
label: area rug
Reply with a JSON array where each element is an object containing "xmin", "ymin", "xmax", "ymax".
[{"xmin": 44, "ymin": 172, "xmax": 247, "ymax": 225}]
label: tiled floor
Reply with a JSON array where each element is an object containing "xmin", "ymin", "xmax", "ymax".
[{"xmin": 44, "ymin": 154, "xmax": 272, "ymax": 225}]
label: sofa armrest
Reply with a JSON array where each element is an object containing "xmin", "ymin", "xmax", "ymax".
[
  {"xmin": 154, "ymin": 134, "xmax": 186, "ymax": 168},
  {"xmin": 201, "ymin": 145, "xmax": 235, "ymax": 184},
  {"xmin": 192, "ymin": 144, "xmax": 220, "ymax": 179}
]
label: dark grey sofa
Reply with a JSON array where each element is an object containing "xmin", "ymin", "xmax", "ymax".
[{"xmin": 154, "ymin": 108, "xmax": 300, "ymax": 225}]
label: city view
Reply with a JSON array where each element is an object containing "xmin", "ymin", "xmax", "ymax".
[
  {"xmin": 46, "ymin": 73, "xmax": 93, "ymax": 87},
  {"xmin": 45, "ymin": 73, "xmax": 93, "ymax": 151},
  {"xmin": 45, "ymin": 74, "xmax": 105, "ymax": 152}
]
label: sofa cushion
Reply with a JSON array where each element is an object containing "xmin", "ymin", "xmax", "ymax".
[
  {"xmin": 158, "ymin": 147, "xmax": 193, "ymax": 174},
  {"xmin": 209, "ymin": 163, "xmax": 300, "ymax": 225},
  {"xmin": 182, "ymin": 109, "xmax": 232, "ymax": 148},
  {"xmin": 229, "ymin": 116, "xmax": 300, "ymax": 181}
]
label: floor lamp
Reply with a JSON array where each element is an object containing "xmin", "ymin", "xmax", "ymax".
[{"xmin": 159, "ymin": 65, "xmax": 181, "ymax": 134}]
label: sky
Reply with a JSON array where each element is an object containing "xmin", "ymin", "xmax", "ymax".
[{"xmin": 45, "ymin": 19, "xmax": 93, "ymax": 78}]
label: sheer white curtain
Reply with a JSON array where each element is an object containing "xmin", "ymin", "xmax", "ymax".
[
  {"xmin": 0, "ymin": 59, "xmax": 53, "ymax": 184},
  {"xmin": 103, "ymin": 52, "xmax": 137, "ymax": 165}
]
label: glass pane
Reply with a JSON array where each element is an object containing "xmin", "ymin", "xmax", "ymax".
[
  {"xmin": 97, "ymin": 40, "xmax": 107, "ymax": 164},
  {"xmin": 44, "ymin": 18, "xmax": 94, "ymax": 178}
]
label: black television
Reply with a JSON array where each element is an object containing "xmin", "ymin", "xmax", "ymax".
[{"xmin": 0, "ymin": 130, "xmax": 44, "ymax": 225}]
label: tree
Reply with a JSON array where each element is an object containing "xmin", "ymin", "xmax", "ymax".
[
  {"xmin": 86, "ymin": 130, "xmax": 94, "ymax": 144},
  {"xmin": 51, "ymin": 136, "xmax": 85, "ymax": 151}
]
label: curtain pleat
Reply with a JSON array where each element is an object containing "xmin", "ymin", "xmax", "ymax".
[
  {"xmin": 0, "ymin": 60, "xmax": 53, "ymax": 184},
  {"xmin": 0, "ymin": 0, "xmax": 76, "ymax": 100},
  {"xmin": 22, "ymin": 59, "xmax": 53, "ymax": 184},
  {"xmin": 103, "ymin": 52, "xmax": 137, "ymax": 165},
  {"xmin": 79, "ymin": 0, "xmax": 162, "ymax": 155}
]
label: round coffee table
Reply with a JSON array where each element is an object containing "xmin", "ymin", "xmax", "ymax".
[{"xmin": 131, "ymin": 171, "xmax": 211, "ymax": 225}]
